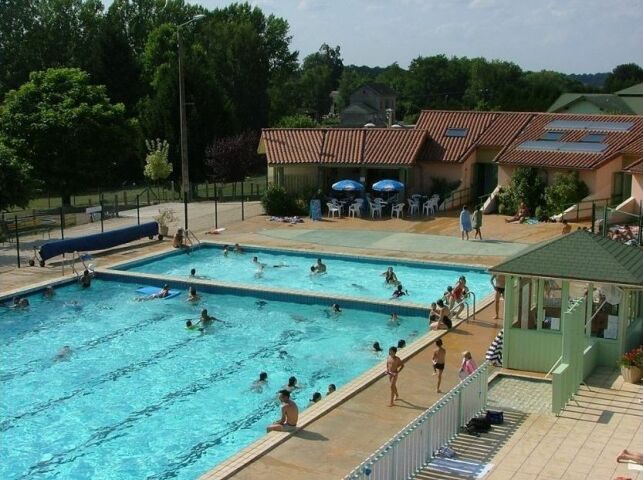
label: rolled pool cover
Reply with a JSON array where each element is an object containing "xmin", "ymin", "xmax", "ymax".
[{"xmin": 39, "ymin": 222, "xmax": 159, "ymax": 262}]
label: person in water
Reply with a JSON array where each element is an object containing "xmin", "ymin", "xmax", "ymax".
[
  {"xmin": 11, "ymin": 297, "xmax": 30, "ymax": 309},
  {"xmin": 285, "ymin": 376, "xmax": 302, "ymax": 392},
  {"xmin": 313, "ymin": 258, "xmax": 327, "ymax": 274},
  {"xmin": 381, "ymin": 267, "xmax": 400, "ymax": 286},
  {"xmin": 43, "ymin": 286, "xmax": 55, "ymax": 298},
  {"xmin": 373, "ymin": 341, "xmax": 383, "ymax": 352},
  {"xmin": 391, "ymin": 285, "xmax": 408, "ymax": 299},
  {"xmin": 80, "ymin": 269, "xmax": 92, "ymax": 289},
  {"xmin": 223, "ymin": 245, "xmax": 229, "ymax": 256},
  {"xmin": 251, "ymin": 372, "xmax": 269, "ymax": 392},
  {"xmin": 389, "ymin": 313, "xmax": 400, "ymax": 326},
  {"xmin": 432, "ymin": 299, "xmax": 452, "ymax": 330},
  {"xmin": 234, "ymin": 243, "xmax": 244, "ymax": 254},
  {"xmin": 187, "ymin": 287, "xmax": 200, "ymax": 302},
  {"xmin": 327, "ymin": 384, "xmax": 336, "ymax": 395},
  {"xmin": 309, "ymin": 392, "xmax": 322, "ymax": 405},
  {"xmin": 53, "ymin": 345, "xmax": 72, "ymax": 362},
  {"xmin": 397, "ymin": 339, "xmax": 406, "ymax": 349},
  {"xmin": 199, "ymin": 309, "xmax": 217, "ymax": 328},
  {"xmin": 266, "ymin": 390, "xmax": 299, "ymax": 432}
]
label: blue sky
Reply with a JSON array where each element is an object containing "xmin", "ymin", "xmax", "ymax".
[{"xmin": 180, "ymin": 0, "xmax": 642, "ymax": 73}]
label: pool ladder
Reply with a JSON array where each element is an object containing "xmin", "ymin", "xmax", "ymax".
[
  {"xmin": 453, "ymin": 290, "xmax": 476, "ymax": 321},
  {"xmin": 185, "ymin": 229, "xmax": 201, "ymax": 249}
]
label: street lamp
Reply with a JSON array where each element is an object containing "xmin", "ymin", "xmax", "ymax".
[{"xmin": 177, "ymin": 14, "xmax": 206, "ymax": 228}]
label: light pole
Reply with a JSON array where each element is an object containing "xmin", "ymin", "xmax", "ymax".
[{"xmin": 177, "ymin": 14, "xmax": 206, "ymax": 228}]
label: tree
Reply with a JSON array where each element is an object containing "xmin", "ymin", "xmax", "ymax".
[
  {"xmin": 336, "ymin": 68, "xmax": 371, "ymax": 110},
  {"xmin": 0, "ymin": 68, "xmax": 137, "ymax": 205},
  {"xmin": 205, "ymin": 131, "xmax": 263, "ymax": 184},
  {"xmin": 405, "ymin": 55, "xmax": 470, "ymax": 112},
  {"xmin": 275, "ymin": 114, "xmax": 319, "ymax": 128},
  {"xmin": 0, "ymin": 140, "xmax": 37, "ymax": 211},
  {"xmin": 298, "ymin": 44, "xmax": 343, "ymax": 119},
  {"xmin": 544, "ymin": 171, "xmax": 589, "ymax": 215},
  {"xmin": 603, "ymin": 63, "xmax": 643, "ymax": 93},
  {"xmin": 144, "ymin": 138, "xmax": 172, "ymax": 182},
  {"xmin": 497, "ymin": 167, "xmax": 547, "ymax": 215}
]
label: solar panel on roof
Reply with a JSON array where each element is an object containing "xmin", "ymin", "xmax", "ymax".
[
  {"xmin": 517, "ymin": 140, "xmax": 607, "ymax": 153},
  {"xmin": 445, "ymin": 128, "xmax": 468, "ymax": 137},
  {"xmin": 580, "ymin": 133, "xmax": 606, "ymax": 143},
  {"xmin": 545, "ymin": 120, "xmax": 634, "ymax": 132},
  {"xmin": 540, "ymin": 131, "xmax": 565, "ymax": 141}
]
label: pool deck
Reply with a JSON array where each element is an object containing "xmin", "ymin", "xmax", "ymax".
[{"xmin": 5, "ymin": 209, "xmax": 626, "ymax": 480}]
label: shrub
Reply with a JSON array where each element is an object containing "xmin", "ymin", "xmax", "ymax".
[
  {"xmin": 261, "ymin": 184, "xmax": 302, "ymax": 216},
  {"xmin": 496, "ymin": 167, "xmax": 546, "ymax": 214},
  {"xmin": 544, "ymin": 171, "xmax": 589, "ymax": 215}
]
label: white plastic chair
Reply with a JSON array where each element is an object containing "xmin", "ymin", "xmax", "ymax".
[
  {"xmin": 408, "ymin": 199, "xmax": 419, "ymax": 216},
  {"xmin": 348, "ymin": 202, "xmax": 361, "ymax": 218},
  {"xmin": 423, "ymin": 198, "xmax": 434, "ymax": 216},
  {"xmin": 326, "ymin": 202, "xmax": 340, "ymax": 218},
  {"xmin": 368, "ymin": 201, "xmax": 382, "ymax": 219},
  {"xmin": 391, "ymin": 203, "xmax": 404, "ymax": 219}
]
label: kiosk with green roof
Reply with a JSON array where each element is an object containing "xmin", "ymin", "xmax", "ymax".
[{"xmin": 489, "ymin": 230, "xmax": 643, "ymax": 413}]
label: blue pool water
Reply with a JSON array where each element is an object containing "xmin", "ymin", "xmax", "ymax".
[
  {"xmin": 122, "ymin": 246, "xmax": 492, "ymax": 305},
  {"xmin": 1, "ymin": 280, "xmax": 425, "ymax": 479}
]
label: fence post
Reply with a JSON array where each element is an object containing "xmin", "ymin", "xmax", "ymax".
[
  {"xmin": 14, "ymin": 215, "xmax": 20, "ymax": 268},
  {"xmin": 241, "ymin": 181, "xmax": 245, "ymax": 221},
  {"xmin": 100, "ymin": 200, "xmax": 104, "ymax": 233},
  {"xmin": 603, "ymin": 206, "xmax": 608, "ymax": 237},
  {"xmin": 591, "ymin": 202, "xmax": 596, "ymax": 233},
  {"xmin": 59, "ymin": 206, "xmax": 65, "ymax": 239},
  {"xmin": 205, "ymin": 180, "xmax": 209, "ymax": 200},
  {"xmin": 114, "ymin": 195, "xmax": 119, "ymax": 217},
  {"xmin": 576, "ymin": 203, "xmax": 579, "ymax": 222},
  {"xmin": 639, "ymin": 204, "xmax": 643, "ymax": 246},
  {"xmin": 146, "ymin": 189, "xmax": 150, "ymax": 206},
  {"xmin": 215, "ymin": 187, "xmax": 218, "ymax": 229},
  {"xmin": 123, "ymin": 191, "xmax": 128, "ymax": 208},
  {"xmin": 136, "ymin": 196, "xmax": 140, "ymax": 225},
  {"xmin": 184, "ymin": 196, "xmax": 188, "ymax": 230},
  {"xmin": 48, "ymin": 193, "xmax": 51, "ymax": 208}
]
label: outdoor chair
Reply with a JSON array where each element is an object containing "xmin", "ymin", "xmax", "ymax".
[
  {"xmin": 408, "ymin": 198, "xmax": 419, "ymax": 216},
  {"xmin": 423, "ymin": 197, "xmax": 439, "ymax": 216},
  {"xmin": 348, "ymin": 202, "xmax": 361, "ymax": 218},
  {"xmin": 368, "ymin": 201, "xmax": 382, "ymax": 219},
  {"xmin": 326, "ymin": 202, "xmax": 340, "ymax": 218},
  {"xmin": 391, "ymin": 203, "xmax": 404, "ymax": 219}
]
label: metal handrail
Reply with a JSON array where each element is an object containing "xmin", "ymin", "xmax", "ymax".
[{"xmin": 185, "ymin": 229, "xmax": 201, "ymax": 248}]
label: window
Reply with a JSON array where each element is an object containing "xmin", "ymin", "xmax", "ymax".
[
  {"xmin": 445, "ymin": 128, "xmax": 468, "ymax": 137},
  {"xmin": 580, "ymin": 133, "xmax": 606, "ymax": 143},
  {"xmin": 512, "ymin": 278, "xmax": 538, "ymax": 330},
  {"xmin": 542, "ymin": 279, "xmax": 562, "ymax": 331},
  {"xmin": 540, "ymin": 131, "xmax": 564, "ymax": 141}
]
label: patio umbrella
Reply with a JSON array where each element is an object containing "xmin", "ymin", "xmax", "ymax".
[
  {"xmin": 372, "ymin": 179, "xmax": 405, "ymax": 192},
  {"xmin": 332, "ymin": 179, "xmax": 364, "ymax": 192}
]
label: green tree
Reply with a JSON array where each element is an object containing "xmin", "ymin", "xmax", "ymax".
[
  {"xmin": 144, "ymin": 138, "xmax": 172, "ymax": 181},
  {"xmin": 0, "ymin": 68, "xmax": 137, "ymax": 205},
  {"xmin": 336, "ymin": 68, "xmax": 371, "ymax": 111},
  {"xmin": 298, "ymin": 44, "xmax": 343, "ymax": 119},
  {"xmin": 464, "ymin": 58, "xmax": 524, "ymax": 110},
  {"xmin": 544, "ymin": 171, "xmax": 589, "ymax": 215},
  {"xmin": 275, "ymin": 114, "xmax": 320, "ymax": 128},
  {"xmin": 0, "ymin": 140, "xmax": 37, "ymax": 211},
  {"xmin": 497, "ymin": 167, "xmax": 546, "ymax": 215},
  {"xmin": 520, "ymin": 70, "xmax": 583, "ymax": 111},
  {"xmin": 603, "ymin": 63, "xmax": 643, "ymax": 93},
  {"xmin": 405, "ymin": 55, "xmax": 470, "ymax": 112}
]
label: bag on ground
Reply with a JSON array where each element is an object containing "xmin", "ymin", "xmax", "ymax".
[{"xmin": 485, "ymin": 410, "xmax": 504, "ymax": 425}]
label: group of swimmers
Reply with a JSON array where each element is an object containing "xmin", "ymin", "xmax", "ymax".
[
  {"xmin": 381, "ymin": 267, "xmax": 409, "ymax": 299},
  {"xmin": 426, "ymin": 275, "xmax": 470, "ymax": 330}
]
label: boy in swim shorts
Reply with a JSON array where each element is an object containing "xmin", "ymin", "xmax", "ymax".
[
  {"xmin": 432, "ymin": 339, "xmax": 446, "ymax": 393},
  {"xmin": 267, "ymin": 390, "xmax": 299, "ymax": 432},
  {"xmin": 386, "ymin": 346, "xmax": 404, "ymax": 407}
]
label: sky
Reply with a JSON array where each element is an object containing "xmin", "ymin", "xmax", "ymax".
[{"xmin": 179, "ymin": 0, "xmax": 642, "ymax": 74}]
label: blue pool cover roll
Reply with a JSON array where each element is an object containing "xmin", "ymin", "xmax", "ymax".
[{"xmin": 39, "ymin": 222, "xmax": 159, "ymax": 262}]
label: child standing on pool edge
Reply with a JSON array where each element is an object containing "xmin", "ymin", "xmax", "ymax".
[{"xmin": 386, "ymin": 346, "xmax": 404, "ymax": 407}]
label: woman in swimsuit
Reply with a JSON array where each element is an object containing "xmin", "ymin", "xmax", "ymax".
[
  {"xmin": 431, "ymin": 299, "xmax": 452, "ymax": 329},
  {"xmin": 381, "ymin": 267, "xmax": 400, "ymax": 286}
]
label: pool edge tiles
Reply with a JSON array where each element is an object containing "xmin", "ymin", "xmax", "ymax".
[{"xmin": 200, "ymin": 292, "xmax": 496, "ymax": 480}]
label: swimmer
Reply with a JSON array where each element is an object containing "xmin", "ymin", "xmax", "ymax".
[
  {"xmin": 153, "ymin": 284, "xmax": 171, "ymax": 299},
  {"xmin": 223, "ymin": 245, "xmax": 229, "ymax": 256},
  {"xmin": 397, "ymin": 339, "xmax": 406, "ymax": 349},
  {"xmin": 187, "ymin": 287, "xmax": 200, "ymax": 302},
  {"xmin": 312, "ymin": 258, "xmax": 326, "ymax": 274},
  {"xmin": 256, "ymin": 300, "xmax": 268, "ymax": 309},
  {"xmin": 80, "ymin": 269, "xmax": 92, "ymax": 289},
  {"xmin": 391, "ymin": 285, "xmax": 408, "ymax": 299},
  {"xmin": 285, "ymin": 376, "xmax": 302, "ymax": 392},
  {"xmin": 350, "ymin": 283, "xmax": 366, "ymax": 290},
  {"xmin": 278, "ymin": 350, "xmax": 289, "ymax": 359},
  {"xmin": 251, "ymin": 372, "xmax": 269, "ymax": 392},
  {"xmin": 389, "ymin": 313, "xmax": 400, "ymax": 326},
  {"xmin": 185, "ymin": 320, "xmax": 203, "ymax": 332},
  {"xmin": 272, "ymin": 261, "xmax": 289, "ymax": 268},
  {"xmin": 234, "ymin": 243, "xmax": 244, "ymax": 254},
  {"xmin": 199, "ymin": 308, "xmax": 218, "ymax": 328},
  {"xmin": 309, "ymin": 392, "xmax": 322, "ymax": 405},
  {"xmin": 309, "ymin": 265, "xmax": 319, "ymax": 276},
  {"xmin": 327, "ymin": 384, "xmax": 336, "ymax": 395},
  {"xmin": 53, "ymin": 345, "xmax": 72, "ymax": 362},
  {"xmin": 252, "ymin": 256, "xmax": 266, "ymax": 270},
  {"xmin": 373, "ymin": 341, "xmax": 383, "ymax": 352},
  {"xmin": 43, "ymin": 286, "xmax": 55, "ymax": 298},
  {"xmin": 381, "ymin": 267, "xmax": 400, "ymax": 286},
  {"xmin": 190, "ymin": 268, "xmax": 196, "ymax": 277},
  {"xmin": 11, "ymin": 297, "xmax": 30, "ymax": 309}
]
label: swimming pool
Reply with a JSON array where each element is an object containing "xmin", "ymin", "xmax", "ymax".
[
  {"xmin": 118, "ymin": 244, "xmax": 492, "ymax": 305},
  {"xmin": 1, "ymin": 279, "xmax": 426, "ymax": 479}
]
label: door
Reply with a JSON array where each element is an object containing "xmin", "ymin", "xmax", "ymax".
[{"xmin": 474, "ymin": 163, "xmax": 498, "ymax": 204}]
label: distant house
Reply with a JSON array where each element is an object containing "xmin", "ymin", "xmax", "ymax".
[
  {"xmin": 548, "ymin": 82, "xmax": 643, "ymax": 115},
  {"xmin": 341, "ymin": 84, "xmax": 396, "ymax": 127}
]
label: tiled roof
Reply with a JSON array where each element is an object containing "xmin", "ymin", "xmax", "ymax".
[
  {"xmin": 477, "ymin": 113, "xmax": 535, "ymax": 148},
  {"xmin": 489, "ymin": 230, "xmax": 643, "ymax": 288},
  {"xmin": 496, "ymin": 113, "xmax": 643, "ymax": 170},
  {"xmin": 415, "ymin": 110, "xmax": 497, "ymax": 162},
  {"xmin": 260, "ymin": 128, "xmax": 426, "ymax": 166},
  {"xmin": 620, "ymin": 136, "xmax": 643, "ymax": 155}
]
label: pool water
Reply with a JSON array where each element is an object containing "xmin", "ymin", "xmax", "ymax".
[
  {"xmin": 1, "ymin": 280, "xmax": 425, "ymax": 479},
  {"xmin": 122, "ymin": 246, "xmax": 492, "ymax": 305}
]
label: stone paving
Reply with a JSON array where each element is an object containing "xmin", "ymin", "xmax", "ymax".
[{"xmin": 487, "ymin": 376, "xmax": 553, "ymax": 414}]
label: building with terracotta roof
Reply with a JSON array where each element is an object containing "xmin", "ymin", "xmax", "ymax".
[{"xmin": 259, "ymin": 110, "xmax": 643, "ymax": 213}]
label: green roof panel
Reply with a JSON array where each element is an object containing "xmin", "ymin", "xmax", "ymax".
[{"xmin": 489, "ymin": 230, "xmax": 643, "ymax": 287}]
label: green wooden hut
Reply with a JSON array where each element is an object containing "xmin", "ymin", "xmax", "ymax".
[{"xmin": 489, "ymin": 230, "xmax": 643, "ymax": 413}]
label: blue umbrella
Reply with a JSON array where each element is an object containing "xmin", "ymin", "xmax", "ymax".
[
  {"xmin": 332, "ymin": 179, "xmax": 364, "ymax": 192},
  {"xmin": 372, "ymin": 179, "xmax": 405, "ymax": 192}
]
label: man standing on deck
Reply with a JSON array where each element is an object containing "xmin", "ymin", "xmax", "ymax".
[
  {"xmin": 432, "ymin": 339, "xmax": 446, "ymax": 393},
  {"xmin": 490, "ymin": 274, "xmax": 506, "ymax": 321},
  {"xmin": 386, "ymin": 346, "xmax": 404, "ymax": 406},
  {"xmin": 267, "ymin": 390, "xmax": 299, "ymax": 432}
]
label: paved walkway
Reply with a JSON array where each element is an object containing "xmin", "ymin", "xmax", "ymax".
[{"xmin": 259, "ymin": 228, "xmax": 528, "ymax": 257}]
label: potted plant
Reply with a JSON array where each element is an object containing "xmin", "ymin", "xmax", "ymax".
[
  {"xmin": 618, "ymin": 346, "xmax": 643, "ymax": 384},
  {"xmin": 155, "ymin": 208, "xmax": 177, "ymax": 238}
]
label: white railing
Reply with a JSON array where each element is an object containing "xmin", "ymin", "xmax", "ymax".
[{"xmin": 344, "ymin": 361, "xmax": 489, "ymax": 480}]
